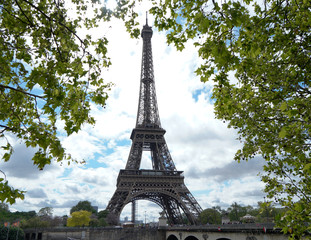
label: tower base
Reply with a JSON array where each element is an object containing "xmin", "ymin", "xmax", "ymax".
[{"xmin": 106, "ymin": 169, "xmax": 202, "ymax": 225}]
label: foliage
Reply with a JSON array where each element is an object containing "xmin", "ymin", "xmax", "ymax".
[
  {"xmin": 119, "ymin": 0, "xmax": 311, "ymax": 238},
  {"xmin": 97, "ymin": 210, "xmax": 109, "ymax": 219},
  {"xmin": 70, "ymin": 201, "xmax": 96, "ymax": 214},
  {"xmin": 181, "ymin": 213, "xmax": 190, "ymax": 225},
  {"xmin": 256, "ymin": 201, "xmax": 274, "ymax": 222},
  {"xmin": 0, "ymin": 207, "xmax": 11, "ymax": 224},
  {"xmin": 201, "ymin": 203, "xmax": 285, "ymax": 224},
  {"xmin": 0, "ymin": 179, "xmax": 25, "ymax": 205},
  {"xmin": 228, "ymin": 202, "xmax": 247, "ymax": 222},
  {"xmin": 1, "ymin": 206, "xmax": 60, "ymax": 228},
  {"xmin": 34, "ymin": 207, "xmax": 63, "ymax": 227},
  {"xmin": 67, "ymin": 210, "xmax": 91, "ymax": 227},
  {"xmin": 0, "ymin": 226, "xmax": 24, "ymax": 240},
  {"xmin": 0, "ymin": 202, "xmax": 8, "ymax": 211},
  {"xmin": 48, "ymin": 216, "xmax": 64, "ymax": 227},
  {"xmin": 98, "ymin": 218, "xmax": 108, "ymax": 227},
  {"xmin": 20, "ymin": 217, "xmax": 50, "ymax": 228},
  {"xmin": 199, "ymin": 208, "xmax": 221, "ymax": 224},
  {"xmin": 89, "ymin": 218, "xmax": 99, "ymax": 227},
  {"xmin": 106, "ymin": 212, "xmax": 119, "ymax": 226},
  {"xmin": 244, "ymin": 205, "xmax": 260, "ymax": 218},
  {"xmin": 0, "ymin": 205, "xmax": 36, "ymax": 224},
  {"xmin": 38, "ymin": 207, "xmax": 53, "ymax": 217},
  {"xmin": 87, "ymin": 210, "xmax": 109, "ymax": 226},
  {"xmin": 0, "ymin": 0, "xmax": 113, "ymax": 203}
]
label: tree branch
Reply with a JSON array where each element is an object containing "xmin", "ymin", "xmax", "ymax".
[
  {"xmin": 50, "ymin": 24, "xmax": 65, "ymax": 62},
  {"xmin": 0, "ymin": 125, "xmax": 15, "ymax": 134},
  {"xmin": 21, "ymin": 0, "xmax": 86, "ymax": 52},
  {"xmin": 211, "ymin": 0, "xmax": 226, "ymax": 20},
  {"xmin": 14, "ymin": 0, "xmax": 35, "ymax": 27},
  {"xmin": 0, "ymin": 169, "xmax": 6, "ymax": 181},
  {"xmin": 284, "ymin": 171, "xmax": 311, "ymax": 203},
  {"xmin": 0, "ymin": 5, "xmax": 29, "ymax": 26},
  {"xmin": 0, "ymin": 84, "xmax": 44, "ymax": 99}
]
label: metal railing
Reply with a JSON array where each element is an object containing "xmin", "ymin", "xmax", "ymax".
[{"xmin": 119, "ymin": 169, "xmax": 184, "ymax": 177}]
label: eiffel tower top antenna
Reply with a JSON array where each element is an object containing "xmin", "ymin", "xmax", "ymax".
[{"xmin": 146, "ymin": 11, "xmax": 148, "ymax": 25}]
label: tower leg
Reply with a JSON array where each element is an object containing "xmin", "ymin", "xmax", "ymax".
[{"xmin": 131, "ymin": 201, "xmax": 136, "ymax": 223}]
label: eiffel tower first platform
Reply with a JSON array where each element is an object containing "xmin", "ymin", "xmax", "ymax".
[{"xmin": 106, "ymin": 19, "xmax": 202, "ymax": 225}]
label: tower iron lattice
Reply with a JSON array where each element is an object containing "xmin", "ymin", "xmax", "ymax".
[{"xmin": 106, "ymin": 20, "xmax": 202, "ymax": 225}]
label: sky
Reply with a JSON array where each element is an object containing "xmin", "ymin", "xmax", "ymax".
[{"xmin": 1, "ymin": 2, "xmax": 266, "ymax": 222}]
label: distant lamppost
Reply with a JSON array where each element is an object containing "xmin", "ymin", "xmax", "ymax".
[{"xmin": 145, "ymin": 211, "xmax": 146, "ymax": 226}]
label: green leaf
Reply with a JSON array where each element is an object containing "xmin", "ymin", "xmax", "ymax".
[
  {"xmin": 303, "ymin": 163, "xmax": 311, "ymax": 173},
  {"xmin": 280, "ymin": 102, "xmax": 287, "ymax": 111},
  {"xmin": 278, "ymin": 127, "xmax": 287, "ymax": 138}
]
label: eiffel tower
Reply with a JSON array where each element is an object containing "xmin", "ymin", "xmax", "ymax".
[{"xmin": 106, "ymin": 18, "xmax": 202, "ymax": 225}]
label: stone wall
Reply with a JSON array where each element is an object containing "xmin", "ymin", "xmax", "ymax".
[
  {"xmin": 90, "ymin": 227, "xmax": 166, "ymax": 240},
  {"xmin": 23, "ymin": 224, "xmax": 289, "ymax": 240},
  {"xmin": 24, "ymin": 227, "xmax": 166, "ymax": 240}
]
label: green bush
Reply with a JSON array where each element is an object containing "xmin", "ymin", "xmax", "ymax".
[{"xmin": 0, "ymin": 226, "xmax": 24, "ymax": 240}]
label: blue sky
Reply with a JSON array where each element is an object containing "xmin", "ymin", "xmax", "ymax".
[{"xmin": 0, "ymin": 3, "xmax": 266, "ymax": 222}]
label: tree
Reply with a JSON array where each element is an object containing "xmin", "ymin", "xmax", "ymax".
[
  {"xmin": 245, "ymin": 205, "xmax": 260, "ymax": 219},
  {"xmin": 119, "ymin": 0, "xmax": 310, "ymax": 238},
  {"xmin": 200, "ymin": 208, "xmax": 221, "ymax": 225},
  {"xmin": 0, "ymin": 203, "xmax": 9, "ymax": 211},
  {"xmin": 89, "ymin": 218, "xmax": 99, "ymax": 227},
  {"xmin": 257, "ymin": 201, "xmax": 285, "ymax": 223},
  {"xmin": 70, "ymin": 201, "xmax": 95, "ymax": 214},
  {"xmin": 227, "ymin": 202, "xmax": 247, "ymax": 222},
  {"xmin": 98, "ymin": 218, "xmax": 108, "ymax": 227},
  {"xmin": 20, "ymin": 217, "xmax": 49, "ymax": 228},
  {"xmin": 0, "ymin": 206, "xmax": 36, "ymax": 225},
  {"xmin": 96, "ymin": 210, "xmax": 108, "ymax": 226},
  {"xmin": 0, "ymin": 226, "xmax": 24, "ymax": 240},
  {"xmin": 0, "ymin": 204, "xmax": 10, "ymax": 224},
  {"xmin": 38, "ymin": 207, "xmax": 53, "ymax": 218},
  {"xmin": 106, "ymin": 212, "xmax": 119, "ymax": 226},
  {"xmin": 67, "ymin": 210, "xmax": 91, "ymax": 227},
  {"xmin": 49, "ymin": 216, "xmax": 63, "ymax": 227},
  {"xmin": 38, "ymin": 207, "xmax": 56, "ymax": 224},
  {"xmin": 97, "ymin": 210, "xmax": 109, "ymax": 219},
  {"xmin": 0, "ymin": 0, "xmax": 113, "ymax": 203}
]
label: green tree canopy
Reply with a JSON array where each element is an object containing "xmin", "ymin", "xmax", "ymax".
[
  {"xmin": 257, "ymin": 201, "xmax": 285, "ymax": 223},
  {"xmin": 0, "ymin": 203, "xmax": 9, "ymax": 211},
  {"xmin": 20, "ymin": 216, "xmax": 49, "ymax": 228},
  {"xmin": 199, "ymin": 208, "xmax": 221, "ymax": 224},
  {"xmin": 38, "ymin": 207, "xmax": 53, "ymax": 223},
  {"xmin": 0, "ymin": 0, "xmax": 113, "ymax": 204},
  {"xmin": 0, "ymin": 206, "xmax": 36, "ymax": 225},
  {"xmin": 228, "ymin": 202, "xmax": 247, "ymax": 222},
  {"xmin": 70, "ymin": 201, "xmax": 95, "ymax": 214},
  {"xmin": 0, "ymin": 226, "xmax": 24, "ymax": 240},
  {"xmin": 119, "ymin": 0, "xmax": 310, "ymax": 238},
  {"xmin": 38, "ymin": 207, "xmax": 53, "ymax": 217},
  {"xmin": 97, "ymin": 209, "xmax": 109, "ymax": 219},
  {"xmin": 67, "ymin": 210, "xmax": 91, "ymax": 227}
]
